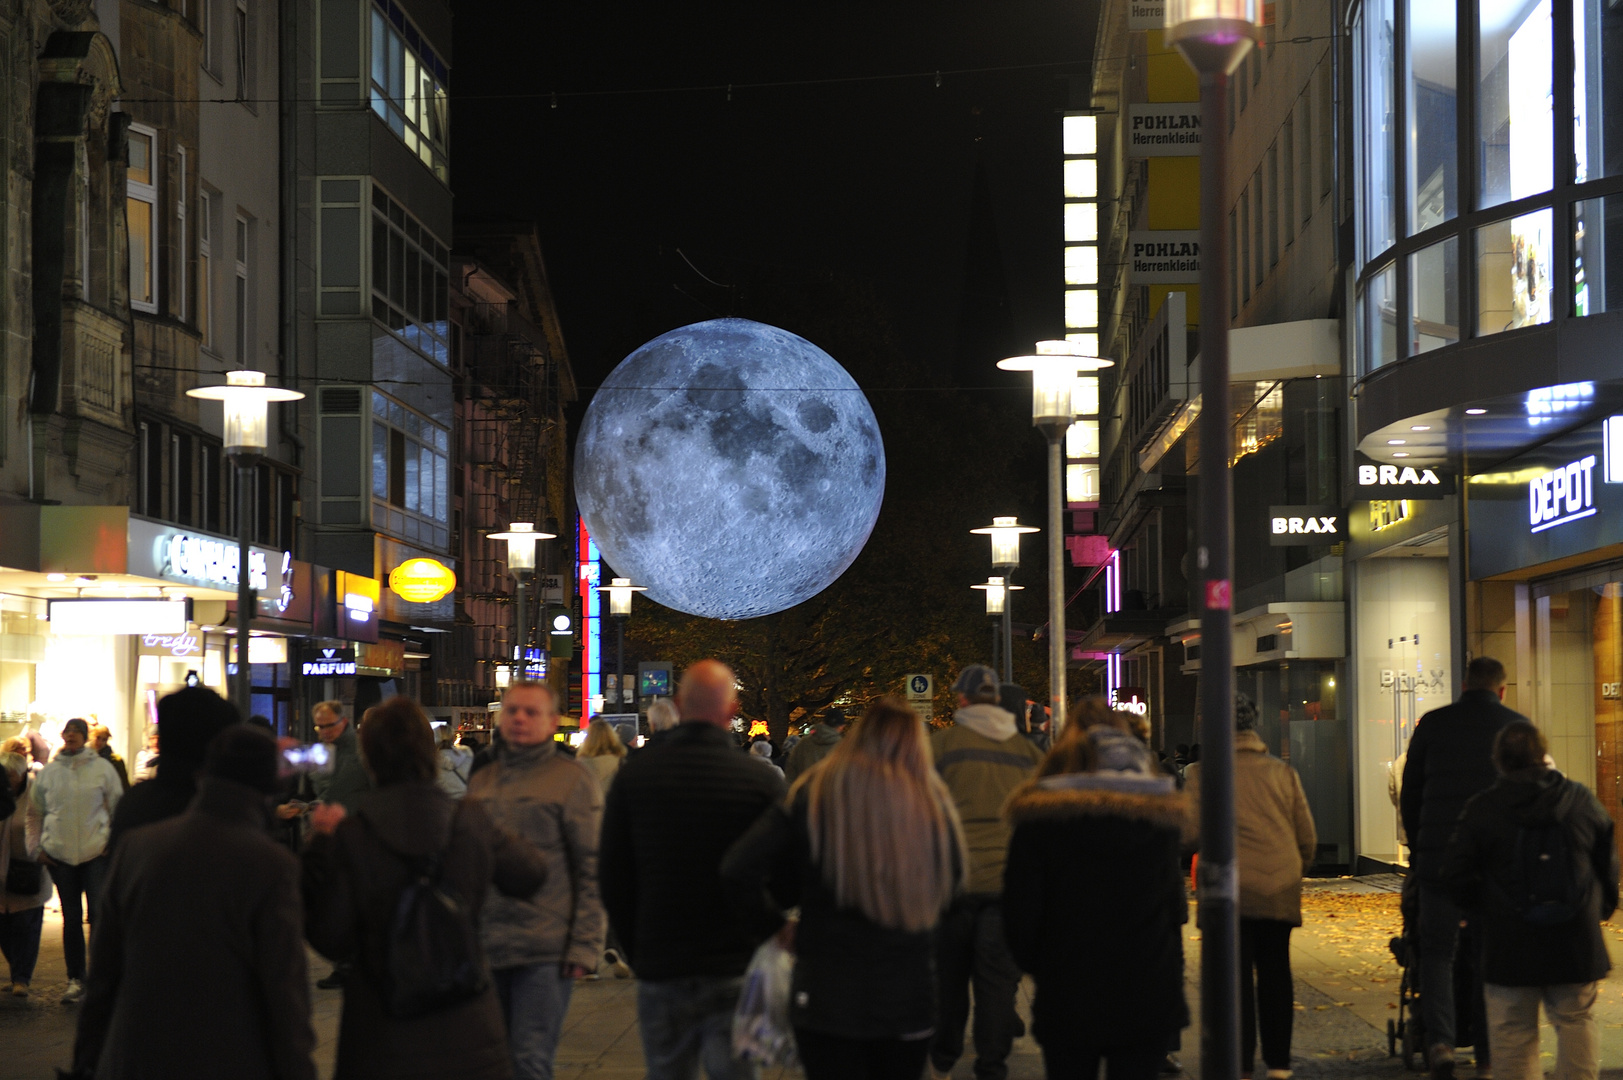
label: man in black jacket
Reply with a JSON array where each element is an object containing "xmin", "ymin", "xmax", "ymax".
[
  {"xmin": 600, "ymin": 659, "xmax": 785, "ymax": 1080},
  {"xmin": 107, "ymin": 686, "xmax": 239, "ymax": 851},
  {"xmin": 1400, "ymin": 656, "xmax": 1524, "ymax": 1080},
  {"xmin": 1440, "ymin": 721, "xmax": 1617, "ymax": 1080}
]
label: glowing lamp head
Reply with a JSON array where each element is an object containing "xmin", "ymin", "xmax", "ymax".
[
  {"xmin": 998, "ymin": 341, "xmax": 1113, "ymax": 429},
  {"xmin": 971, "ymin": 516, "xmax": 1039, "ymax": 570},
  {"xmin": 597, "ymin": 576, "xmax": 647, "ymax": 617},
  {"xmin": 185, "ymin": 369, "xmax": 304, "ymax": 454},
  {"xmin": 972, "ymin": 575, "xmax": 1025, "ymax": 616},
  {"xmin": 1164, "ymin": 0, "xmax": 1261, "ymax": 72},
  {"xmin": 488, "ymin": 522, "xmax": 555, "ymax": 573}
]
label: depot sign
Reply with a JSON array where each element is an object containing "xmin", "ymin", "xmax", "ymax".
[
  {"xmin": 1529, "ymin": 455, "xmax": 1597, "ymax": 533},
  {"xmin": 1268, "ymin": 506, "xmax": 1346, "ymax": 546}
]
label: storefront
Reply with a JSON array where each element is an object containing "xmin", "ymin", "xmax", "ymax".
[
  {"xmin": 0, "ymin": 506, "xmax": 311, "ymax": 756},
  {"xmin": 1467, "ymin": 414, "xmax": 1623, "ymax": 869}
]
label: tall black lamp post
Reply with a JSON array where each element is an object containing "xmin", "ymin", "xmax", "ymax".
[
  {"xmin": 972, "ymin": 576, "xmax": 1023, "ymax": 675},
  {"xmin": 187, "ymin": 370, "xmax": 303, "ymax": 718},
  {"xmin": 489, "ymin": 522, "xmax": 554, "ymax": 683},
  {"xmin": 1164, "ymin": 2, "xmax": 1261, "ymax": 1078},
  {"xmin": 971, "ymin": 517, "xmax": 1037, "ymax": 684},
  {"xmin": 597, "ymin": 577, "xmax": 646, "ymax": 711}
]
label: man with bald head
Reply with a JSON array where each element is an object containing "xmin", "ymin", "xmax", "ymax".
[{"xmin": 600, "ymin": 660, "xmax": 786, "ymax": 1080}]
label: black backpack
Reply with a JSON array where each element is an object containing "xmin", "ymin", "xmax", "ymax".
[
  {"xmin": 364, "ymin": 813, "xmax": 489, "ymax": 1018},
  {"xmin": 1510, "ymin": 815, "xmax": 1582, "ymax": 926}
]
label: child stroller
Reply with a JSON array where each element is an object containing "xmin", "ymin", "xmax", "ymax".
[{"xmin": 1386, "ymin": 874, "xmax": 1484, "ymax": 1071}]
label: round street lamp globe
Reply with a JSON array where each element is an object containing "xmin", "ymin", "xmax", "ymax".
[{"xmin": 574, "ymin": 318, "xmax": 886, "ymax": 620}]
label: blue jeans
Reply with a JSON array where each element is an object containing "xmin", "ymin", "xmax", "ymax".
[
  {"xmin": 50, "ymin": 856, "xmax": 106, "ymax": 981},
  {"xmin": 494, "ymin": 964, "xmax": 575, "ymax": 1080},
  {"xmin": 0, "ymin": 906, "xmax": 44, "ymax": 985},
  {"xmin": 638, "ymin": 975, "xmax": 758, "ymax": 1080}
]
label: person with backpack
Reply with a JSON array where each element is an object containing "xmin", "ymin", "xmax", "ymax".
[
  {"xmin": 302, "ymin": 696, "xmax": 548, "ymax": 1080},
  {"xmin": 1440, "ymin": 721, "xmax": 1618, "ymax": 1080},
  {"xmin": 1400, "ymin": 656, "xmax": 1524, "ymax": 1080}
]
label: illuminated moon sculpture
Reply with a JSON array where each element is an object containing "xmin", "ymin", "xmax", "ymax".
[{"xmin": 575, "ymin": 318, "xmax": 886, "ymax": 620}]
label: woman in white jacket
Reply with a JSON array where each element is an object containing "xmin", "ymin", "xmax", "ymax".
[{"xmin": 30, "ymin": 718, "xmax": 121, "ymax": 1002}]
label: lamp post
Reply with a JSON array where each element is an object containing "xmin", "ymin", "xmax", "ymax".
[
  {"xmin": 186, "ymin": 370, "xmax": 303, "ymax": 718},
  {"xmin": 972, "ymin": 576, "xmax": 1024, "ymax": 674},
  {"xmin": 970, "ymin": 517, "xmax": 1038, "ymax": 684},
  {"xmin": 997, "ymin": 342, "xmax": 1113, "ymax": 739},
  {"xmin": 1164, "ymin": 4, "xmax": 1260, "ymax": 1079},
  {"xmin": 596, "ymin": 576, "xmax": 646, "ymax": 711},
  {"xmin": 488, "ymin": 522, "xmax": 555, "ymax": 684}
]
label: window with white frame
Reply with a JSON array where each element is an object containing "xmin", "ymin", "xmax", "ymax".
[
  {"xmin": 369, "ymin": 2, "xmax": 449, "ymax": 183},
  {"xmin": 235, "ymin": 0, "xmax": 249, "ymax": 101},
  {"xmin": 198, "ymin": 190, "xmax": 213, "ymax": 347},
  {"xmin": 176, "ymin": 147, "xmax": 187, "ymax": 323},
  {"xmin": 235, "ymin": 213, "xmax": 249, "ymax": 362},
  {"xmin": 371, "ymin": 388, "xmax": 450, "ymax": 548},
  {"xmin": 370, "ymin": 185, "xmax": 448, "ymax": 364},
  {"xmin": 127, "ymin": 125, "xmax": 158, "ymax": 313}
]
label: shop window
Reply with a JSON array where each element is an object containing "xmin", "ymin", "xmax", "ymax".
[
  {"xmin": 1478, "ymin": 0, "xmax": 1552, "ymax": 210},
  {"xmin": 1406, "ymin": 0, "xmax": 1456, "ymax": 233},
  {"xmin": 369, "ymin": 2, "xmax": 449, "ymax": 183},
  {"xmin": 1361, "ymin": 0, "xmax": 1396, "ymax": 258},
  {"xmin": 127, "ymin": 125, "xmax": 158, "ymax": 313},
  {"xmin": 1476, "ymin": 208, "xmax": 1554, "ymax": 335},
  {"xmin": 1576, "ymin": 0, "xmax": 1623, "ymax": 183},
  {"xmin": 1362, "ymin": 263, "xmax": 1398, "ymax": 372},
  {"xmin": 1409, "ymin": 235, "xmax": 1459, "ymax": 354},
  {"xmin": 1575, "ymin": 194, "xmax": 1623, "ymax": 316}
]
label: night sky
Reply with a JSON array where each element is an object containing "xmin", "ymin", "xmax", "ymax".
[{"xmin": 451, "ymin": 0, "xmax": 1101, "ymax": 393}]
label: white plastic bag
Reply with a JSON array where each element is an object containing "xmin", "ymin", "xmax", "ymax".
[{"xmin": 731, "ymin": 937, "xmax": 798, "ymax": 1066}]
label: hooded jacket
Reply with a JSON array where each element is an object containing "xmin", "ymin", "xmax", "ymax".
[
  {"xmin": 1002, "ymin": 767, "xmax": 1189, "ymax": 1048},
  {"xmin": 1184, "ymin": 730, "xmax": 1317, "ymax": 924},
  {"xmin": 303, "ymin": 780, "xmax": 548, "ymax": 1080},
  {"xmin": 1400, "ymin": 689, "xmax": 1524, "ymax": 879},
  {"xmin": 465, "ymin": 739, "xmax": 605, "ymax": 971},
  {"xmin": 72, "ymin": 777, "xmax": 316, "ymax": 1080},
  {"xmin": 1440, "ymin": 766, "xmax": 1618, "ymax": 986},
  {"xmin": 783, "ymin": 722, "xmax": 843, "ymax": 785},
  {"xmin": 32, "ymin": 748, "xmax": 122, "ymax": 865},
  {"xmin": 931, "ymin": 704, "xmax": 1044, "ymax": 894}
]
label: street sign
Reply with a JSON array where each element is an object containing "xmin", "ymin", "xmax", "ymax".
[{"xmin": 905, "ymin": 674, "xmax": 933, "ymax": 700}]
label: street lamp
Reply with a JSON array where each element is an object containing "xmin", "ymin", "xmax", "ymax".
[
  {"xmin": 1165, "ymin": 3, "xmax": 1261, "ymax": 1079},
  {"xmin": 972, "ymin": 576, "xmax": 1023, "ymax": 674},
  {"xmin": 998, "ymin": 341, "xmax": 1113, "ymax": 738},
  {"xmin": 970, "ymin": 516, "xmax": 1038, "ymax": 683},
  {"xmin": 596, "ymin": 576, "xmax": 646, "ymax": 711},
  {"xmin": 488, "ymin": 522, "xmax": 556, "ymax": 684},
  {"xmin": 186, "ymin": 369, "xmax": 304, "ymax": 717}
]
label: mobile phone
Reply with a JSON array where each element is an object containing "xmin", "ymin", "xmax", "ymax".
[{"xmin": 279, "ymin": 743, "xmax": 331, "ymax": 774}]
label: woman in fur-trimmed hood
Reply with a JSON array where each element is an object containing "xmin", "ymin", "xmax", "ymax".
[{"xmin": 1001, "ymin": 704, "xmax": 1190, "ymax": 1080}]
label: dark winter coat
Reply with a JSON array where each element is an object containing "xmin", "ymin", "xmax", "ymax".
[
  {"xmin": 106, "ymin": 754, "xmax": 202, "ymax": 852},
  {"xmin": 600, "ymin": 720, "xmax": 786, "ymax": 980},
  {"xmin": 1002, "ymin": 771, "xmax": 1190, "ymax": 1050},
  {"xmin": 72, "ymin": 778, "xmax": 316, "ymax": 1080},
  {"xmin": 1439, "ymin": 766, "xmax": 1618, "ymax": 987},
  {"xmin": 302, "ymin": 780, "xmax": 548, "ymax": 1080},
  {"xmin": 1400, "ymin": 689, "xmax": 1524, "ymax": 879},
  {"xmin": 782, "ymin": 722, "xmax": 842, "ymax": 785},
  {"xmin": 720, "ymin": 792, "xmax": 961, "ymax": 1040}
]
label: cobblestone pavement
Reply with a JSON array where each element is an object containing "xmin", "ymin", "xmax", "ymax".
[{"xmin": 7, "ymin": 878, "xmax": 1623, "ymax": 1079}]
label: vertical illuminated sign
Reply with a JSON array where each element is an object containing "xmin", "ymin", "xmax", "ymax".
[
  {"xmin": 1062, "ymin": 113, "xmax": 1100, "ymax": 357},
  {"xmin": 577, "ymin": 520, "xmax": 601, "ymax": 708}
]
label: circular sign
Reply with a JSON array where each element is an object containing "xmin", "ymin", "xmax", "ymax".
[
  {"xmin": 909, "ymin": 675, "xmax": 930, "ymax": 696},
  {"xmin": 389, "ymin": 558, "xmax": 456, "ymax": 603}
]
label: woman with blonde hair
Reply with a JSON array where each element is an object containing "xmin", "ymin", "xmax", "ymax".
[
  {"xmin": 577, "ymin": 719, "xmax": 627, "ymax": 795},
  {"xmin": 723, "ymin": 696, "xmax": 966, "ymax": 1079}
]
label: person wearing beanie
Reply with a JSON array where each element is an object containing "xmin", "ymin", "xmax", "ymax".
[
  {"xmin": 108, "ymin": 686, "xmax": 240, "ymax": 852},
  {"xmin": 782, "ymin": 705, "xmax": 851, "ymax": 784},
  {"xmin": 1184, "ymin": 694, "xmax": 1317, "ymax": 1080},
  {"xmin": 927, "ymin": 664, "xmax": 1043, "ymax": 1080},
  {"xmin": 30, "ymin": 717, "xmax": 123, "ymax": 1003},
  {"xmin": 68, "ymin": 724, "xmax": 316, "ymax": 1080}
]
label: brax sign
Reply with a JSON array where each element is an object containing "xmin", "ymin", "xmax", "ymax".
[
  {"xmin": 1268, "ymin": 506, "xmax": 1346, "ymax": 546},
  {"xmin": 1529, "ymin": 455, "xmax": 1597, "ymax": 533},
  {"xmin": 1355, "ymin": 458, "xmax": 1455, "ymax": 500}
]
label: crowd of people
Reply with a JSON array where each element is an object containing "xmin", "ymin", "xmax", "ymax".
[{"xmin": 0, "ymin": 651, "xmax": 1610, "ymax": 1080}]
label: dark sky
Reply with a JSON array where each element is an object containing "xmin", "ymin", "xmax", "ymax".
[{"xmin": 450, "ymin": 0, "xmax": 1101, "ymax": 390}]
